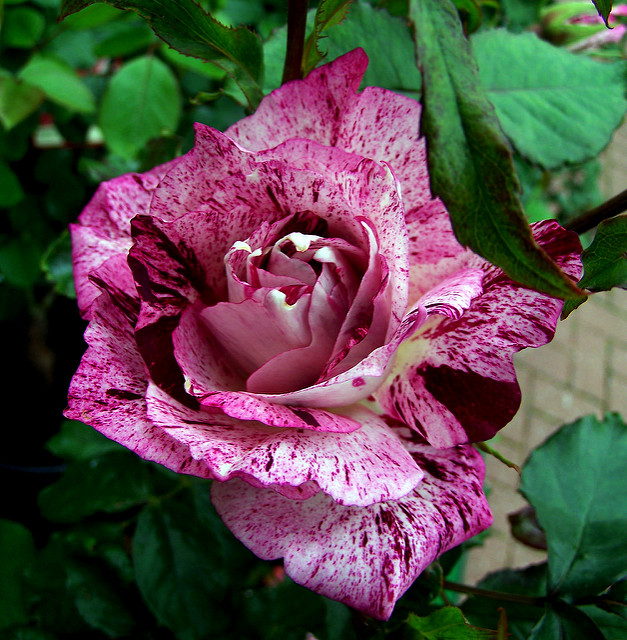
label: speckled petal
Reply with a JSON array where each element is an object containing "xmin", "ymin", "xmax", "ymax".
[
  {"xmin": 65, "ymin": 294, "xmax": 210, "ymax": 477},
  {"xmin": 226, "ymin": 49, "xmax": 368, "ymax": 151},
  {"xmin": 199, "ymin": 391, "xmax": 361, "ymax": 433},
  {"xmin": 377, "ymin": 220, "xmax": 583, "ymax": 447},
  {"xmin": 71, "ymin": 162, "xmax": 178, "ymax": 319},
  {"xmin": 211, "ymin": 435, "xmax": 491, "ymax": 620},
  {"xmin": 146, "ymin": 385, "xmax": 423, "ymax": 506},
  {"xmin": 243, "ymin": 265, "xmax": 482, "ymax": 409}
]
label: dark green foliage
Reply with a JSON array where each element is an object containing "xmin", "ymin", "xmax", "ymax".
[{"xmin": 410, "ymin": 0, "xmax": 582, "ymax": 300}]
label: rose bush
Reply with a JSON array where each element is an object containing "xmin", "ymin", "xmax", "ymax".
[{"xmin": 66, "ymin": 49, "xmax": 581, "ymax": 619}]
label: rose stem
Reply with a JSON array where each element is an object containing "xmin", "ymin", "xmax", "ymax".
[
  {"xmin": 564, "ymin": 187, "xmax": 627, "ymax": 234},
  {"xmin": 282, "ymin": 0, "xmax": 309, "ymax": 84}
]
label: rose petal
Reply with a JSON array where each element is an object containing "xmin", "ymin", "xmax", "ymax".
[
  {"xmin": 200, "ymin": 290, "xmax": 313, "ymax": 381},
  {"xmin": 377, "ymin": 221, "xmax": 583, "ymax": 447},
  {"xmin": 147, "ymin": 386, "xmax": 423, "ymax": 506},
  {"xmin": 65, "ymin": 294, "xmax": 210, "ymax": 477},
  {"xmin": 71, "ymin": 164, "xmax": 178, "ymax": 319},
  {"xmin": 226, "ymin": 49, "xmax": 369, "ymax": 152},
  {"xmin": 211, "ymin": 435, "xmax": 491, "ymax": 620},
  {"xmin": 199, "ymin": 391, "xmax": 361, "ymax": 433}
]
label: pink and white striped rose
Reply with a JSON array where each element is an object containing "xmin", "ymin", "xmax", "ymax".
[{"xmin": 66, "ymin": 49, "xmax": 581, "ymax": 619}]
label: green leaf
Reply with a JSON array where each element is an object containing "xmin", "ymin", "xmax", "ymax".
[
  {"xmin": 0, "ymin": 77, "xmax": 44, "ymax": 130},
  {"xmin": 578, "ymin": 214, "xmax": 627, "ymax": 292},
  {"xmin": 18, "ymin": 56, "xmax": 95, "ymax": 113},
  {"xmin": 59, "ymin": 0, "xmax": 264, "ymax": 109},
  {"xmin": 472, "ymin": 30, "xmax": 627, "ymax": 170},
  {"xmin": 92, "ymin": 20, "xmax": 155, "ymax": 57},
  {"xmin": 0, "ymin": 161, "xmax": 24, "ymax": 208},
  {"xmin": 133, "ymin": 484, "xmax": 250, "ymax": 640},
  {"xmin": 529, "ymin": 602, "xmax": 605, "ymax": 640},
  {"xmin": 584, "ymin": 602, "xmax": 627, "ymax": 640},
  {"xmin": 99, "ymin": 55, "xmax": 181, "ymax": 160},
  {"xmin": 325, "ymin": 1, "xmax": 422, "ymax": 97},
  {"xmin": 0, "ymin": 235, "xmax": 43, "ymax": 289},
  {"xmin": 407, "ymin": 606, "xmax": 496, "ymax": 639},
  {"xmin": 38, "ymin": 451, "xmax": 151, "ymax": 523},
  {"xmin": 24, "ymin": 537, "xmax": 88, "ymax": 636},
  {"xmin": 45, "ymin": 419, "xmax": 123, "ymax": 461},
  {"xmin": 500, "ymin": 0, "xmax": 545, "ymax": 31},
  {"xmin": 0, "ymin": 520, "xmax": 35, "ymax": 630},
  {"xmin": 161, "ymin": 46, "xmax": 226, "ymax": 80},
  {"xmin": 592, "ymin": 0, "xmax": 613, "ymax": 26},
  {"xmin": 303, "ymin": 0, "xmax": 354, "ymax": 74},
  {"xmin": 41, "ymin": 231, "xmax": 76, "ymax": 298},
  {"xmin": 66, "ymin": 562, "xmax": 136, "ymax": 637},
  {"xmin": 410, "ymin": 0, "xmax": 581, "ymax": 300},
  {"xmin": 520, "ymin": 413, "xmax": 627, "ymax": 599},
  {"xmin": 1, "ymin": 7, "xmax": 45, "ymax": 48},
  {"xmin": 462, "ymin": 564, "xmax": 548, "ymax": 640}
]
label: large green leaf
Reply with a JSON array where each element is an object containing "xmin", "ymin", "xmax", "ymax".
[
  {"xmin": 0, "ymin": 160, "xmax": 24, "ymax": 208},
  {"xmin": 99, "ymin": 55, "xmax": 181, "ymax": 160},
  {"xmin": 410, "ymin": 0, "xmax": 581, "ymax": 300},
  {"xmin": 1, "ymin": 7, "xmax": 45, "ymax": 48},
  {"xmin": 0, "ymin": 520, "xmax": 35, "ymax": 630},
  {"xmin": 59, "ymin": 0, "xmax": 264, "ymax": 109},
  {"xmin": 0, "ymin": 77, "xmax": 44, "ymax": 129},
  {"xmin": 520, "ymin": 414, "xmax": 627, "ymax": 599},
  {"xmin": 38, "ymin": 451, "xmax": 152, "ymax": 523},
  {"xmin": 18, "ymin": 55, "xmax": 95, "ymax": 113},
  {"xmin": 529, "ymin": 602, "xmax": 605, "ymax": 640},
  {"xmin": 263, "ymin": 2, "xmax": 421, "ymax": 98},
  {"xmin": 578, "ymin": 214, "xmax": 627, "ymax": 291},
  {"xmin": 326, "ymin": 1, "xmax": 422, "ymax": 97},
  {"xmin": 472, "ymin": 30, "xmax": 627, "ymax": 170},
  {"xmin": 66, "ymin": 561, "xmax": 136, "ymax": 637},
  {"xmin": 45, "ymin": 419, "xmax": 123, "ymax": 461},
  {"xmin": 407, "ymin": 606, "xmax": 495, "ymax": 639},
  {"xmin": 132, "ymin": 484, "xmax": 249, "ymax": 640}
]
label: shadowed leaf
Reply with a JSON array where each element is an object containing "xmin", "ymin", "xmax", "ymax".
[
  {"xmin": 410, "ymin": 0, "xmax": 582, "ymax": 300},
  {"xmin": 59, "ymin": 0, "xmax": 264, "ymax": 109}
]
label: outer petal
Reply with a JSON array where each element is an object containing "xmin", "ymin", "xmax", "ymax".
[
  {"xmin": 146, "ymin": 385, "xmax": 423, "ymax": 507},
  {"xmin": 71, "ymin": 161, "xmax": 178, "ymax": 319},
  {"xmin": 226, "ymin": 49, "xmax": 368, "ymax": 151},
  {"xmin": 64, "ymin": 294, "xmax": 210, "ymax": 477},
  {"xmin": 211, "ymin": 435, "xmax": 491, "ymax": 620},
  {"xmin": 377, "ymin": 221, "xmax": 583, "ymax": 447}
]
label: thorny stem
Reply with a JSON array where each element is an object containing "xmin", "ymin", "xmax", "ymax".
[
  {"xmin": 282, "ymin": 0, "xmax": 308, "ymax": 84},
  {"xmin": 564, "ymin": 188, "xmax": 627, "ymax": 234}
]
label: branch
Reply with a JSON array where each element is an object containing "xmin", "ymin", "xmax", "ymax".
[
  {"xmin": 442, "ymin": 580, "xmax": 546, "ymax": 607},
  {"xmin": 564, "ymin": 188, "xmax": 627, "ymax": 234},
  {"xmin": 282, "ymin": 0, "xmax": 309, "ymax": 84}
]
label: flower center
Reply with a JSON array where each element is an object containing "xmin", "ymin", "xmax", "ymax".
[{"xmin": 199, "ymin": 212, "xmax": 385, "ymax": 395}]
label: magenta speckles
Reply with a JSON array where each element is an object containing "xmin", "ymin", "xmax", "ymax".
[{"xmin": 66, "ymin": 49, "xmax": 581, "ymax": 619}]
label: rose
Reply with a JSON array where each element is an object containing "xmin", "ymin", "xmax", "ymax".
[{"xmin": 66, "ymin": 49, "xmax": 581, "ymax": 619}]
